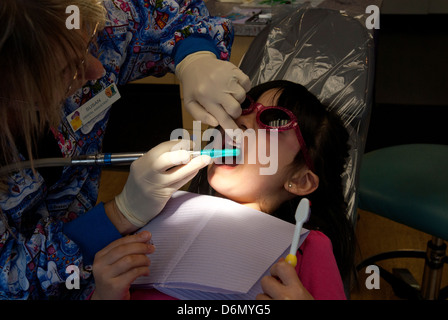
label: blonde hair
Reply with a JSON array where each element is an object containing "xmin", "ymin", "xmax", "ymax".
[{"xmin": 0, "ymin": 0, "xmax": 106, "ymax": 171}]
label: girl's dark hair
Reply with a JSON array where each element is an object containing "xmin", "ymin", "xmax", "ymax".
[{"xmin": 189, "ymin": 80, "xmax": 355, "ymax": 283}]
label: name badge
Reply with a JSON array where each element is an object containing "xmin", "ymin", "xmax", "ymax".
[{"xmin": 67, "ymin": 83, "xmax": 121, "ymax": 132}]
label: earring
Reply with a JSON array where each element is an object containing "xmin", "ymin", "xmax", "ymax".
[{"xmin": 288, "ymin": 183, "xmax": 292, "ymax": 188}]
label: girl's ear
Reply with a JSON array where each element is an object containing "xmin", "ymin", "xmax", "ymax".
[{"xmin": 285, "ymin": 169, "xmax": 319, "ymax": 196}]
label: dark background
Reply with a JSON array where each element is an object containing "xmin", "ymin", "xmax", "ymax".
[
  {"xmin": 102, "ymin": 83, "xmax": 183, "ymax": 154},
  {"xmin": 365, "ymin": 13, "xmax": 448, "ymax": 152}
]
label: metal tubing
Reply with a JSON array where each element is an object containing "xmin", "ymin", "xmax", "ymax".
[{"xmin": 421, "ymin": 236, "xmax": 446, "ymax": 300}]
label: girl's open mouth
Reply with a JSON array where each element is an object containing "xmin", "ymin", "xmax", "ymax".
[{"xmin": 213, "ymin": 155, "xmax": 239, "ymax": 166}]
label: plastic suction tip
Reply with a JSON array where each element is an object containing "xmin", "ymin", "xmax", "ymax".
[{"xmin": 199, "ymin": 149, "xmax": 240, "ymax": 158}]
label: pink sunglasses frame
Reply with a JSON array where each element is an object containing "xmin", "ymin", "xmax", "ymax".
[{"xmin": 242, "ymin": 95, "xmax": 315, "ymax": 172}]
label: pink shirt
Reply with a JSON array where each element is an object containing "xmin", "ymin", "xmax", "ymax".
[
  {"xmin": 130, "ymin": 230, "xmax": 346, "ymax": 300},
  {"xmin": 295, "ymin": 230, "xmax": 346, "ymax": 300}
]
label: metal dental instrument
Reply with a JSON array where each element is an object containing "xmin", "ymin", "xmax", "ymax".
[
  {"xmin": 0, "ymin": 149, "xmax": 240, "ymax": 175},
  {"xmin": 0, "ymin": 152, "xmax": 144, "ymax": 175},
  {"xmin": 70, "ymin": 152, "xmax": 145, "ymax": 166}
]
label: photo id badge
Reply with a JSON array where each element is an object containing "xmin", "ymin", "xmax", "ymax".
[{"xmin": 67, "ymin": 83, "xmax": 121, "ymax": 132}]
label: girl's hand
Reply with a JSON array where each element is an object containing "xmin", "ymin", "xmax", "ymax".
[
  {"xmin": 90, "ymin": 231, "xmax": 155, "ymax": 300},
  {"xmin": 256, "ymin": 258, "xmax": 314, "ymax": 300}
]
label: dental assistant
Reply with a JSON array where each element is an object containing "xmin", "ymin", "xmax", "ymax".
[{"xmin": 0, "ymin": 0, "xmax": 250, "ymax": 299}]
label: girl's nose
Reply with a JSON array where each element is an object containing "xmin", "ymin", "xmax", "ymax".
[{"xmin": 235, "ymin": 111, "xmax": 257, "ymax": 130}]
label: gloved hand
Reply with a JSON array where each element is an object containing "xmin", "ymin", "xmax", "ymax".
[
  {"xmin": 115, "ymin": 140, "xmax": 211, "ymax": 227},
  {"xmin": 176, "ymin": 51, "xmax": 252, "ymax": 130}
]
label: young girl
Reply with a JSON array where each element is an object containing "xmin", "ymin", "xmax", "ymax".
[{"xmin": 92, "ymin": 80, "xmax": 354, "ymax": 300}]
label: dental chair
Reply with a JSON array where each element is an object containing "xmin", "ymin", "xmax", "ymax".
[
  {"xmin": 239, "ymin": 5, "xmax": 375, "ymax": 296},
  {"xmin": 356, "ymin": 144, "xmax": 448, "ymax": 300},
  {"xmin": 353, "ymin": 12, "xmax": 448, "ymax": 300}
]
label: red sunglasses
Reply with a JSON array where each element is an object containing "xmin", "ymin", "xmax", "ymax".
[{"xmin": 241, "ymin": 95, "xmax": 314, "ymax": 172}]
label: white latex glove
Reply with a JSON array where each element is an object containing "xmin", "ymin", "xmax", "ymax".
[
  {"xmin": 115, "ymin": 140, "xmax": 211, "ymax": 227},
  {"xmin": 176, "ymin": 51, "xmax": 252, "ymax": 130}
]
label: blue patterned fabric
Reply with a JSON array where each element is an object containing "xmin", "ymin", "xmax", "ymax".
[{"xmin": 0, "ymin": 0, "xmax": 233, "ymax": 299}]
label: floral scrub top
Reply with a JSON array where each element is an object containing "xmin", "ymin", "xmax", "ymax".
[{"xmin": 0, "ymin": 0, "xmax": 233, "ymax": 299}]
